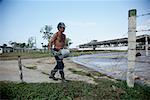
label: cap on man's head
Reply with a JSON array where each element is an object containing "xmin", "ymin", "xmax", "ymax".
[{"xmin": 57, "ymin": 22, "xmax": 66, "ymax": 29}]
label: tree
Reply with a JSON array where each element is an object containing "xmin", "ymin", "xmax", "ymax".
[
  {"xmin": 9, "ymin": 41, "xmax": 29, "ymax": 50},
  {"xmin": 65, "ymin": 38, "xmax": 73, "ymax": 48},
  {"xmin": 40, "ymin": 25, "xmax": 53, "ymax": 42},
  {"xmin": 43, "ymin": 45, "xmax": 47, "ymax": 50},
  {"xmin": 3, "ymin": 44, "xmax": 7, "ymax": 47},
  {"xmin": 9, "ymin": 41, "xmax": 17, "ymax": 48},
  {"xmin": 20, "ymin": 43, "xmax": 26, "ymax": 48},
  {"xmin": 28, "ymin": 37, "xmax": 35, "ymax": 48}
]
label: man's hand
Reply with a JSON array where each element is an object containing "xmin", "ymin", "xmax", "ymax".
[
  {"xmin": 48, "ymin": 43, "xmax": 52, "ymax": 51},
  {"xmin": 50, "ymin": 48, "xmax": 54, "ymax": 54},
  {"xmin": 51, "ymin": 49, "xmax": 61, "ymax": 56}
]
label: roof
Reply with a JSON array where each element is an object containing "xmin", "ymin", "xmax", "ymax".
[{"xmin": 79, "ymin": 34, "xmax": 150, "ymax": 46}]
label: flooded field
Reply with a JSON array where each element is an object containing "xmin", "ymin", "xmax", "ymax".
[{"xmin": 72, "ymin": 52, "xmax": 150, "ymax": 85}]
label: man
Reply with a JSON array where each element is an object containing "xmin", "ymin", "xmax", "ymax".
[{"xmin": 48, "ymin": 22, "xmax": 66, "ymax": 81}]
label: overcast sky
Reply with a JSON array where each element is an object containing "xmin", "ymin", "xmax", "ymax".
[{"xmin": 0, "ymin": 0, "xmax": 150, "ymax": 48}]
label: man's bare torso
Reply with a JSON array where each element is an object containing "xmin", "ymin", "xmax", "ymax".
[{"xmin": 52, "ymin": 32, "xmax": 66, "ymax": 50}]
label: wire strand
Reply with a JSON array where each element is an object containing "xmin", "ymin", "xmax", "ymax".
[{"xmin": 137, "ymin": 12, "xmax": 150, "ymax": 17}]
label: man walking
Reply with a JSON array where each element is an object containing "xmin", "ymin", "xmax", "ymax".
[{"xmin": 48, "ymin": 22, "xmax": 66, "ymax": 81}]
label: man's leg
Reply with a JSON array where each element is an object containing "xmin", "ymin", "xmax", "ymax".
[
  {"xmin": 49, "ymin": 68, "xmax": 58, "ymax": 80},
  {"xmin": 59, "ymin": 69, "xmax": 65, "ymax": 79},
  {"xmin": 58, "ymin": 60, "xmax": 65, "ymax": 80},
  {"xmin": 49, "ymin": 56, "xmax": 59, "ymax": 80}
]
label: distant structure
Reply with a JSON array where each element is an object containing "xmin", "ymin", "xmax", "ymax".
[
  {"xmin": 78, "ymin": 34, "xmax": 150, "ymax": 51},
  {"xmin": 0, "ymin": 47, "xmax": 2, "ymax": 54},
  {"xmin": 0, "ymin": 46, "xmax": 13, "ymax": 54}
]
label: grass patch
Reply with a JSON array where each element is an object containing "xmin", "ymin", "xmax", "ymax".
[
  {"xmin": 68, "ymin": 68, "xmax": 92, "ymax": 77},
  {"xmin": 68, "ymin": 68, "xmax": 106, "ymax": 78},
  {"xmin": 41, "ymin": 71, "xmax": 49, "ymax": 75},
  {"xmin": 70, "ymin": 50, "xmax": 127, "ymax": 57},
  {"xmin": 0, "ymin": 51, "xmax": 52, "ymax": 60},
  {"xmin": 0, "ymin": 80, "xmax": 149, "ymax": 99},
  {"xmin": 90, "ymin": 71, "xmax": 106, "ymax": 77},
  {"xmin": 0, "ymin": 50, "xmax": 127, "ymax": 60},
  {"xmin": 69, "ymin": 50, "xmax": 105, "ymax": 57},
  {"xmin": 23, "ymin": 65, "xmax": 37, "ymax": 70}
]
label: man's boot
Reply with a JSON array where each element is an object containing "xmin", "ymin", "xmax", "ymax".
[
  {"xmin": 49, "ymin": 70, "xmax": 58, "ymax": 80},
  {"xmin": 59, "ymin": 71, "xmax": 67, "ymax": 82}
]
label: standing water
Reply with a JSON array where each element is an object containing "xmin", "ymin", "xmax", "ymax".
[{"xmin": 72, "ymin": 52, "xmax": 150, "ymax": 85}]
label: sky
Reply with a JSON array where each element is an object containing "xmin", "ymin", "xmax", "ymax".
[{"xmin": 0, "ymin": 0, "xmax": 150, "ymax": 48}]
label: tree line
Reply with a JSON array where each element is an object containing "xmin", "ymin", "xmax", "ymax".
[{"xmin": 1, "ymin": 25, "xmax": 72, "ymax": 49}]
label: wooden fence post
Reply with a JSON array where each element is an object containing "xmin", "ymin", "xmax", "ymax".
[{"xmin": 18, "ymin": 56, "xmax": 23, "ymax": 82}]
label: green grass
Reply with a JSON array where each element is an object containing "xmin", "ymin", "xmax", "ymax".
[
  {"xmin": 0, "ymin": 52, "xmax": 52, "ymax": 60},
  {"xmin": 68, "ymin": 68, "xmax": 106, "ymax": 78},
  {"xmin": 68, "ymin": 68, "xmax": 91, "ymax": 77},
  {"xmin": 69, "ymin": 50, "xmax": 127, "ymax": 57},
  {"xmin": 23, "ymin": 65, "xmax": 37, "ymax": 70},
  {"xmin": 0, "ymin": 80, "xmax": 149, "ymax": 100},
  {"xmin": 0, "ymin": 50, "xmax": 127, "ymax": 60},
  {"xmin": 0, "ymin": 50, "xmax": 149, "ymax": 99},
  {"xmin": 41, "ymin": 72, "xmax": 49, "ymax": 75},
  {"xmin": 69, "ymin": 50, "xmax": 106, "ymax": 57}
]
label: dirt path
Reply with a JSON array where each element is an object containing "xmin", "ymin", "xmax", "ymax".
[{"xmin": 0, "ymin": 57, "xmax": 95, "ymax": 84}]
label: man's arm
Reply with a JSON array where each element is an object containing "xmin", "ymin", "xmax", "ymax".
[
  {"xmin": 48, "ymin": 33, "xmax": 57, "ymax": 50},
  {"xmin": 63, "ymin": 34, "xmax": 67, "ymax": 48}
]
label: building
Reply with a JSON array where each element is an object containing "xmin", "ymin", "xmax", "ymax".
[{"xmin": 78, "ymin": 34, "xmax": 150, "ymax": 51}]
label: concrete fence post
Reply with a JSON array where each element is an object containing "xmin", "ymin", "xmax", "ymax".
[
  {"xmin": 18, "ymin": 56, "xmax": 23, "ymax": 82},
  {"xmin": 145, "ymin": 35, "xmax": 149, "ymax": 56},
  {"xmin": 127, "ymin": 9, "xmax": 136, "ymax": 87}
]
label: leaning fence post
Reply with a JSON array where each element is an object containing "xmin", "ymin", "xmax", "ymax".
[{"xmin": 18, "ymin": 56, "xmax": 23, "ymax": 82}]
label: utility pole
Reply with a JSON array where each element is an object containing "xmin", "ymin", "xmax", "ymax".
[{"xmin": 127, "ymin": 9, "xmax": 136, "ymax": 87}]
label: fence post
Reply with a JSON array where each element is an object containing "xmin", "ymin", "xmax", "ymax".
[
  {"xmin": 127, "ymin": 9, "xmax": 136, "ymax": 87},
  {"xmin": 145, "ymin": 35, "xmax": 149, "ymax": 56},
  {"xmin": 18, "ymin": 56, "xmax": 23, "ymax": 82}
]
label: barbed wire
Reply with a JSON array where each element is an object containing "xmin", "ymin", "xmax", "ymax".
[
  {"xmin": 137, "ymin": 9, "xmax": 150, "ymax": 13},
  {"xmin": 136, "ymin": 12, "xmax": 150, "ymax": 17},
  {"xmin": 111, "ymin": 32, "xmax": 128, "ymax": 69},
  {"xmin": 88, "ymin": 10, "xmax": 149, "ymax": 80},
  {"xmin": 108, "ymin": 28, "xmax": 150, "ymax": 70},
  {"xmin": 136, "ymin": 29, "xmax": 150, "ymax": 32},
  {"xmin": 76, "ymin": 10, "xmax": 150, "ymax": 78}
]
